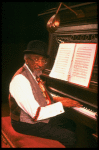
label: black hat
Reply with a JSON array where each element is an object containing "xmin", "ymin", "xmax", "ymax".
[{"xmin": 23, "ymin": 40, "xmax": 49, "ymax": 58}]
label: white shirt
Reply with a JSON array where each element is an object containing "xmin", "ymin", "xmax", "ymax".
[{"xmin": 9, "ymin": 64, "xmax": 65, "ymax": 121}]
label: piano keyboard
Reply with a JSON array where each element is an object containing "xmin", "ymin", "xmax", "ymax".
[
  {"xmin": 50, "ymin": 93, "xmax": 97, "ymax": 121},
  {"xmin": 73, "ymin": 107, "xmax": 97, "ymax": 120}
]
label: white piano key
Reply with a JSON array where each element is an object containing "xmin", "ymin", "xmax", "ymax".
[{"xmin": 73, "ymin": 107, "xmax": 96, "ymax": 120}]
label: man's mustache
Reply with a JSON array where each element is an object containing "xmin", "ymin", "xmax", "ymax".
[{"xmin": 35, "ymin": 66, "xmax": 43, "ymax": 69}]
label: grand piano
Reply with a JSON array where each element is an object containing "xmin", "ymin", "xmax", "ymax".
[{"xmin": 38, "ymin": 2, "xmax": 98, "ymax": 148}]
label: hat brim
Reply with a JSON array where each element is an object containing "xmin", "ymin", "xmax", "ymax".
[{"xmin": 23, "ymin": 50, "xmax": 49, "ymax": 58}]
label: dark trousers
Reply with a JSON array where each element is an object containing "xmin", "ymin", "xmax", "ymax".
[{"xmin": 11, "ymin": 114, "xmax": 77, "ymax": 148}]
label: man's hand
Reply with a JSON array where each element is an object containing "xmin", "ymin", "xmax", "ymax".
[{"xmin": 53, "ymin": 96, "xmax": 83, "ymax": 108}]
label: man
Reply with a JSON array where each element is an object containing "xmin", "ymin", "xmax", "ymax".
[{"xmin": 9, "ymin": 40, "xmax": 82, "ymax": 148}]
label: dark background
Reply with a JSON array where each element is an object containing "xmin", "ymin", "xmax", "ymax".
[
  {"xmin": 2, "ymin": 2, "xmax": 82, "ymax": 103},
  {"xmin": 2, "ymin": 2, "xmax": 58, "ymax": 103}
]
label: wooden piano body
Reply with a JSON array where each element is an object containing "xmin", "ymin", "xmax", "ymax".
[{"xmin": 39, "ymin": 2, "xmax": 98, "ymax": 148}]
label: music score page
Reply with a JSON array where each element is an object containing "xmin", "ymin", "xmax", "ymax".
[
  {"xmin": 49, "ymin": 43, "xmax": 76, "ymax": 81},
  {"xmin": 49, "ymin": 43, "xmax": 97, "ymax": 87},
  {"xmin": 69, "ymin": 43, "xmax": 97, "ymax": 87}
]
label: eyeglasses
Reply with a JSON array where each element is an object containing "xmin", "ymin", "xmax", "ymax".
[{"xmin": 28, "ymin": 57, "xmax": 48, "ymax": 64}]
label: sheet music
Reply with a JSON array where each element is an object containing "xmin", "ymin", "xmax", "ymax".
[
  {"xmin": 49, "ymin": 43, "xmax": 76, "ymax": 80},
  {"xmin": 49, "ymin": 42, "xmax": 97, "ymax": 87},
  {"xmin": 70, "ymin": 43, "xmax": 97, "ymax": 87}
]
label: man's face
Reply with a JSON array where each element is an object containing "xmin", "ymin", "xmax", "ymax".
[{"xmin": 26, "ymin": 54, "xmax": 47, "ymax": 74}]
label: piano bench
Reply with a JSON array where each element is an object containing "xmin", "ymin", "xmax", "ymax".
[{"xmin": 1, "ymin": 116, "xmax": 65, "ymax": 148}]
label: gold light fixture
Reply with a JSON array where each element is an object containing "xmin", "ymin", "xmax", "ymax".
[{"xmin": 47, "ymin": 2, "xmax": 83, "ymax": 33}]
